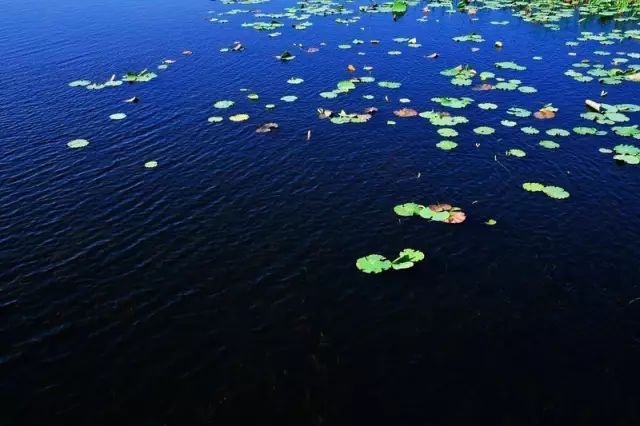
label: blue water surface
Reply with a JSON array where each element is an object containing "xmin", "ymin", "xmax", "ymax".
[{"xmin": 1, "ymin": 0, "xmax": 640, "ymax": 424}]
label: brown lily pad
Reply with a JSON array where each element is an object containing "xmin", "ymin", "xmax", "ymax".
[
  {"xmin": 534, "ymin": 110, "xmax": 556, "ymax": 119},
  {"xmin": 394, "ymin": 108, "xmax": 418, "ymax": 118},
  {"xmin": 445, "ymin": 211, "xmax": 467, "ymax": 224},
  {"xmin": 429, "ymin": 203, "xmax": 452, "ymax": 212}
]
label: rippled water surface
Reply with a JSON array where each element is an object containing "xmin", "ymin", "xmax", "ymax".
[{"xmin": 2, "ymin": 0, "xmax": 640, "ymax": 424}]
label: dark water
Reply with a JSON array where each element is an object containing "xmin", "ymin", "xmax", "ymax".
[{"xmin": 2, "ymin": 0, "xmax": 640, "ymax": 424}]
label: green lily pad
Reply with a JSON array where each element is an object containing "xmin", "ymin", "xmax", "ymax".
[
  {"xmin": 214, "ymin": 100, "xmax": 235, "ymax": 109},
  {"xmin": 613, "ymin": 154, "xmax": 640, "ymax": 164},
  {"xmin": 320, "ymin": 91, "xmax": 338, "ymax": 99},
  {"xmin": 438, "ymin": 128, "xmax": 458, "ymax": 138},
  {"xmin": 356, "ymin": 254, "xmax": 392, "ymax": 274},
  {"xmin": 522, "ymin": 182, "xmax": 545, "ymax": 192},
  {"xmin": 539, "ymin": 140, "xmax": 560, "ymax": 149},
  {"xmin": 518, "ymin": 86, "xmax": 538, "ymax": 93},
  {"xmin": 207, "ymin": 116, "xmax": 223, "ymax": 123},
  {"xmin": 507, "ymin": 148, "xmax": 526, "ymax": 157},
  {"xmin": 573, "ymin": 127, "xmax": 598, "ymax": 135},
  {"xmin": 378, "ymin": 81, "xmax": 402, "ymax": 89},
  {"xmin": 68, "ymin": 80, "xmax": 91, "ymax": 87},
  {"xmin": 391, "ymin": 249, "xmax": 425, "ymax": 270},
  {"xmin": 109, "ymin": 113, "xmax": 127, "ymax": 120},
  {"xmin": 521, "ymin": 126, "xmax": 540, "ymax": 135},
  {"xmin": 144, "ymin": 161, "xmax": 158, "ymax": 169},
  {"xmin": 478, "ymin": 103, "xmax": 498, "ymax": 110},
  {"xmin": 474, "ymin": 126, "xmax": 495, "ymax": 135},
  {"xmin": 229, "ymin": 113, "xmax": 250, "ymax": 122},
  {"xmin": 394, "ymin": 203, "xmax": 421, "ymax": 217},
  {"xmin": 280, "ymin": 95, "xmax": 298, "ymax": 102},
  {"xmin": 431, "ymin": 97, "xmax": 474, "ymax": 109},
  {"xmin": 543, "ymin": 186, "xmax": 570, "ymax": 199},
  {"xmin": 507, "ymin": 107, "xmax": 531, "ymax": 118},
  {"xmin": 67, "ymin": 139, "xmax": 90, "ymax": 149},
  {"xmin": 495, "ymin": 61, "xmax": 527, "ymax": 71},
  {"xmin": 546, "ymin": 128, "xmax": 570, "ymax": 137},
  {"xmin": 436, "ymin": 140, "xmax": 458, "ymax": 150}
]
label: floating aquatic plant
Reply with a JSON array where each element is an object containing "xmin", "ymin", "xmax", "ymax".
[
  {"xmin": 214, "ymin": 100, "xmax": 235, "ymax": 109},
  {"xmin": 539, "ymin": 140, "xmax": 560, "ymax": 149},
  {"xmin": 612, "ymin": 144, "xmax": 640, "ymax": 164},
  {"xmin": 378, "ymin": 81, "xmax": 402, "ymax": 89},
  {"xmin": 495, "ymin": 61, "xmax": 527, "ymax": 71},
  {"xmin": 474, "ymin": 126, "xmax": 495, "ymax": 135},
  {"xmin": 355, "ymin": 248, "xmax": 425, "ymax": 274},
  {"xmin": 522, "ymin": 182, "xmax": 570, "ymax": 199},
  {"xmin": 229, "ymin": 113, "xmax": 250, "ymax": 122},
  {"xmin": 67, "ymin": 139, "xmax": 89, "ymax": 149},
  {"xmin": 507, "ymin": 149, "xmax": 526, "ymax": 157},
  {"xmin": 431, "ymin": 97, "xmax": 474, "ymax": 109},
  {"xmin": 436, "ymin": 140, "xmax": 458, "ymax": 150},
  {"xmin": 123, "ymin": 69, "xmax": 157, "ymax": 83},
  {"xmin": 393, "ymin": 202, "xmax": 466, "ymax": 224},
  {"xmin": 453, "ymin": 33, "xmax": 485, "ymax": 43}
]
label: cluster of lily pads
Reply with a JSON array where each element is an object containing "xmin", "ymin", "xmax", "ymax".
[
  {"xmin": 522, "ymin": 182, "xmax": 570, "ymax": 199},
  {"xmin": 394, "ymin": 202, "xmax": 467, "ymax": 224},
  {"xmin": 69, "ymin": 68, "xmax": 161, "ymax": 90},
  {"xmin": 610, "ymin": 144, "xmax": 640, "ymax": 165},
  {"xmin": 356, "ymin": 249, "xmax": 425, "ymax": 274},
  {"xmin": 318, "ymin": 107, "xmax": 377, "ymax": 124}
]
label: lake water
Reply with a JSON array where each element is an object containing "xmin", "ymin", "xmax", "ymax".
[{"xmin": 2, "ymin": 0, "xmax": 640, "ymax": 424}]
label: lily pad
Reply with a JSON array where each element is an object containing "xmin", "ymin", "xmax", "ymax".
[
  {"xmin": 495, "ymin": 61, "xmax": 527, "ymax": 71},
  {"xmin": 522, "ymin": 182, "xmax": 545, "ymax": 192},
  {"xmin": 394, "ymin": 203, "xmax": 421, "ymax": 217},
  {"xmin": 391, "ymin": 249, "xmax": 425, "ymax": 270},
  {"xmin": 474, "ymin": 126, "xmax": 495, "ymax": 135},
  {"xmin": 543, "ymin": 186, "xmax": 570, "ymax": 199},
  {"xmin": 214, "ymin": 100, "xmax": 235, "ymax": 109},
  {"xmin": 438, "ymin": 128, "xmax": 459, "ymax": 138},
  {"xmin": 356, "ymin": 254, "xmax": 392, "ymax": 274},
  {"xmin": 478, "ymin": 103, "xmax": 498, "ymax": 110},
  {"xmin": 67, "ymin": 139, "xmax": 90, "ymax": 149},
  {"xmin": 546, "ymin": 128, "xmax": 570, "ymax": 137},
  {"xmin": 436, "ymin": 140, "xmax": 458, "ymax": 150},
  {"xmin": 521, "ymin": 126, "xmax": 540, "ymax": 135},
  {"xmin": 539, "ymin": 140, "xmax": 560, "ymax": 149},
  {"xmin": 507, "ymin": 148, "xmax": 526, "ymax": 157},
  {"xmin": 378, "ymin": 81, "xmax": 402, "ymax": 89},
  {"xmin": 229, "ymin": 113, "xmax": 250, "ymax": 122}
]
